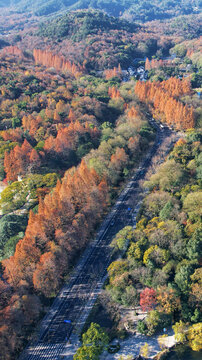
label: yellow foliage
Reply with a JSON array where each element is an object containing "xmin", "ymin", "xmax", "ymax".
[
  {"xmin": 143, "ymin": 245, "xmax": 170, "ymax": 265},
  {"xmin": 127, "ymin": 242, "xmax": 142, "ymax": 260},
  {"xmin": 188, "ymin": 323, "xmax": 202, "ymax": 351},
  {"xmin": 158, "ymin": 221, "xmax": 165, "ymax": 229},
  {"xmin": 172, "ymin": 321, "xmax": 187, "ymax": 343},
  {"xmin": 140, "ymin": 342, "xmax": 150, "ymax": 358}
]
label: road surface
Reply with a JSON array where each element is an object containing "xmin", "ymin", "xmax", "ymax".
[{"xmin": 19, "ymin": 121, "xmax": 181, "ymax": 360}]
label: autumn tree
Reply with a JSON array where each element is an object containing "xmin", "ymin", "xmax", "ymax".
[
  {"xmin": 187, "ymin": 323, "xmax": 202, "ymax": 351},
  {"xmin": 2, "ymin": 161, "xmax": 108, "ymax": 295},
  {"xmin": 140, "ymin": 288, "xmax": 157, "ymax": 312},
  {"xmin": 173, "ymin": 321, "xmax": 187, "ymax": 343},
  {"xmin": 157, "ymin": 286, "xmax": 181, "ymax": 314},
  {"xmin": 134, "ymin": 78, "xmax": 194, "ymax": 130}
]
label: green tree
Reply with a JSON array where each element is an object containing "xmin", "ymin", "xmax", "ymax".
[
  {"xmin": 0, "ymin": 214, "xmax": 27, "ymax": 257},
  {"xmin": 0, "ymin": 181, "xmax": 26, "ymax": 214},
  {"xmin": 187, "ymin": 227, "xmax": 202, "ymax": 261},
  {"xmin": 137, "ymin": 320, "xmax": 147, "ymax": 335},
  {"xmin": 121, "ymin": 285, "xmax": 138, "ymax": 307},
  {"xmin": 183, "ymin": 192, "xmax": 202, "ymax": 222},
  {"xmin": 144, "ymin": 191, "xmax": 173, "ymax": 217},
  {"xmin": 112, "ymin": 226, "xmax": 134, "ymax": 252},
  {"xmin": 74, "ymin": 323, "xmax": 109, "ymax": 360},
  {"xmin": 145, "ymin": 310, "xmax": 161, "ymax": 336},
  {"xmin": 82, "ymin": 323, "xmax": 109, "ymax": 349},
  {"xmin": 174, "ymin": 262, "xmax": 195, "ymax": 294},
  {"xmin": 144, "ymin": 160, "xmax": 185, "ymax": 192},
  {"xmin": 160, "ymin": 201, "xmax": 174, "ymax": 220}
]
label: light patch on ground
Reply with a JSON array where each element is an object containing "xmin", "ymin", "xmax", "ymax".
[{"xmin": 101, "ymin": 328, "xmax": 176, "ymax": 359}]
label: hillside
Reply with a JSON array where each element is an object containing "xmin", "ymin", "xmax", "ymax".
[
  {"xmin": 38, "ymin": 9, "xmax": 138, "ymax": 40},
  {"xmin": 0, "ymin": 0, "xmax": 201, "ymax": 21}
]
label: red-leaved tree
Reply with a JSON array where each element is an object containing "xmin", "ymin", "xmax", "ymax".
[{"xmin": 140, "ymin": 287, "xmax": 157, "ymax": 312}]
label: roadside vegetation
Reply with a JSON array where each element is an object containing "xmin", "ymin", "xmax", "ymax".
[{"xmin": 82, "ymin": 130, "xmax": 202, "ymax": 357}]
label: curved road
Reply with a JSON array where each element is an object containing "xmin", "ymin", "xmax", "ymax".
[{"xmin": 19, "ymin": 120, "xmax": 181, "ymax": 360}]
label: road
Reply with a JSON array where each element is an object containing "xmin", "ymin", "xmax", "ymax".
[{"xmin": 19, "ymin": 120, "xmax": 181, "ymax": 360}]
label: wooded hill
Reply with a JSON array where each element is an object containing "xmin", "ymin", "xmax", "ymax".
[
  {"xmin": 0, "ymin": 0, "xmax": 201, "ymax": 21},
  {"xmin": 38, "ymin": 10, "xmax": 138, "ymax": 40}
]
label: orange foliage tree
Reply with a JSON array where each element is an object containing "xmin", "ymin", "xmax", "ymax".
[
  {"xmin": 4, "ymin": 139, "xmax": 41, "ymax": 181},
  {"xmin": 33, "ymin": 49, "xmax": 83, "ymax": 78},
  {"xmin": 108, "ymin": 87, "xmax": 123, "ymax": 100},
  {"xmin": 2, "ymin": 161, "xmax": 108, "ymax": 296},
  {"xmin": 134, "ymin": 78, "xmax": 194, "ymax": 130},
  {"xmin": 104, "ymin": 64, "xmax": 122, "ymax": 80}
]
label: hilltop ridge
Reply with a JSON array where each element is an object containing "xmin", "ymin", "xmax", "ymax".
[{"xmin": 0, "ymin": 0, "xmax": 201, "ymax": 21}]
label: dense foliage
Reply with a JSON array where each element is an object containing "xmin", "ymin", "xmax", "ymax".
[
  {"xmin": 38, "ymin": 10, "xmax": 138, "ymax": 40},
  {"xmin": 0, "ymin": 49, "xmax": 155, "ymax": 358},
  {"xmin": 106, "ymin": 131, "xmax": 202, "ymax": 341},
  {"xmin": 135, "ymin": 78, "xmax": 195, "ymax": 130},
  {"xmin": 1, "ymin": 0, "xmax": 201, "ymax": 21},
  {"xmin": 35, "ymin": 9, "xmax": 164, "ymax": 71},
  {"xmin": 74, "ymin": 323, "xmax": 109, "ymax": 360}
]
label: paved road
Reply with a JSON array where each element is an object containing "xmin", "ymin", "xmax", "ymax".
[{"xmin": 19, "ymin": 121, "xmax": 181, "ymax": 360}]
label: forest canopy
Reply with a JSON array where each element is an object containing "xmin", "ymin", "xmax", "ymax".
[
  {"xmin": 38, "ymin": 10, "xmax": 138, "ymax": 41},
  {"xmin": 0, "ymin": 0, "xmax": 201, "ymax": 21}
]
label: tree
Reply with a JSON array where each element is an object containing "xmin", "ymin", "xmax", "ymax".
[
  {"xmin": 140, "ymin": 288, "xmax": 156, "ymax": 312},
  {"xmin": 144, "ymin": 191, "xmax": 173, "ymax": 217},
  {"xmin": 172, "ymin": 321, "xmax": 187, "ymax": 343},
  {"xmin": 157, "ymin": 286, "xmax": 181, "ymax": 314},
  {"xmin": 143, "ymin": 245, "xmax": 170, "ymax": 268},
  {"xmin": 187, "ymin": 323, "xmax": 202, "ymax": 351},
  {"xmin": 145, "ymin": 310, "xmax": 161, "ymax": 336},
  {"xmin": 134, "ymin": 78, "xmax": 194, "ymax": 130},
  {"xmin": 112, "ymin": 226, "xmax": 134, "ymax": 252},
  {"xmin": 107, "ymin": 260, "xmax": 129, "ymax": 283},
  {"xmin": 145, "ymin": 58, "xmax": 151, "ymax": 71},
  {"xmin": 183, "ymin": 192, "xmax": 202, "ymax": 222},
  {"xmin": 187, "ymin": 227, "xmax": 202, "ymax": 261},
  {"xmin": 174, "ymin": 262, "xmax": 194, "ymax": 294},
  {"xmin": 190, "ymin": 268, "xmax": 202, "ymax": 307},
  {"xmin": 137, "ymin": 320, "xmax": 147, "ymax": 335},
  {"xmin": 74, "ymin": 323, "xmax": 109, "ymax": 360},
  {"xmin": 144, "ymin": 160, "xmax": 185, "ymax": 192},
  {"xmin": 73, "ymin": 344, "xmax": 101, "ymax": 360},
  {"xmin": 33, "ymin": 49, "xmax": 82, "ymax": 78},
  {"xmin": 159, "ymin": 201, "xmax": 174, "ymax": 220},
  {"xmin": 140, "ymin": 342, "xmax": 150, "ymax": 358},
  {"xmin": 121, "ymin": 286, "xmax": 138, "ymax": 307},
  {"xmin": 0, "ymin": 214, "xmax": 27, "ymax": 254},
  {"xmin": 127, "ymin": 242, "xmax": 142, "ymax": 261},
  {"xmin": 33, "ymin": 252, "xmax": 60, "ymax": 297},
  {"xmin": 82, "ymin": 323, "xmax": 109, "ymax": 349}
]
